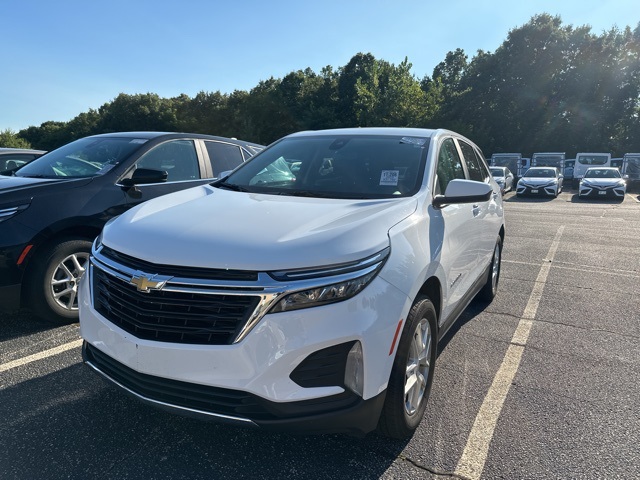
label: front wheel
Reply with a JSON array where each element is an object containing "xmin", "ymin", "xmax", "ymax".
[
  {"xmin": 378, "ymin": 295, "xmax": 437, "ymax": 439},
  {"xmin": 476, "ymin": 236, "xmax": 502, "ymax": 303},
  {"xmin": 29, "ymin": 239, "xmax": 92, "ymax": 324}
]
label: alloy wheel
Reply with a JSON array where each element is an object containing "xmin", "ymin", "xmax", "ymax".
[
  {"xmin": 404, "ymin": 317, "xmax": 432, "ymax": 415},
  {"xmin": 49, "ymin": 252, "xmax": 90, "ymax": 311}
]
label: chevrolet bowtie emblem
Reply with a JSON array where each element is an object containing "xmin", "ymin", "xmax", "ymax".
[{"xmin": 130, "ymin": 273, "xmax": 168, "ymax": 293}]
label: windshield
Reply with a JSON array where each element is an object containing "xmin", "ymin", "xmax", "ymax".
[
  {"xmin": 584, "ymin": 169, "xmax": 621, "ymax": 179},
  {"xmin": 524, "ymin": 168, "xmax": 556, "ymax": 178},
  {"xmin": 16, "ymin": 137, "xmax": 147, "ymax": 179},
  {"xmin": 218, "ymin": 134, "xmax": 429, "ymax": 199},
  {"xmin": 490, "ymin": 168, "xmax": 505, "ymax": 176},
  {"xmin": 578, "ymin": 155, "xmax": 609, "ymax": 165}
]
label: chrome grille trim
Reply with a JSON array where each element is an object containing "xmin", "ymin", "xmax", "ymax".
[{"xmin": 90, "ymin": 245, "xmax": 387, "ymax": 344}]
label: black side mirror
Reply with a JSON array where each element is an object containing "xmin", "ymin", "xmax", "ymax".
[{"xmin": 120, "ymin": 168, "xmax": 168, "ymax": 187}]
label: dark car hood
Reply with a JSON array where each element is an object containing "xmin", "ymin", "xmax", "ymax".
[{"xmin": 0, "ymin": 175, "xmax": 94, "ymax": 195}]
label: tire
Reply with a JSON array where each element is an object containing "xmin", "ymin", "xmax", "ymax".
[
  {"xmin": 378, "ymin": 295, "xmax": 437, "ymax": 439},
  {"xmin": 29, "ymin": 239, "xmax": 92, "ymax": 324},
  {"xmin": 476, "ymin": 236, "xmax": 502, "ymax": 303}
]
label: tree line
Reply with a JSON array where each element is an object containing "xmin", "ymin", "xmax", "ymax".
[{"xmin": 3, "ymin": 14, "xmax": 640, "ymax": 158}]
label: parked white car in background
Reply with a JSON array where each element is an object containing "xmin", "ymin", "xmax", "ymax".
[
  {"xmin": 490, "ymin": 166, "xmax": 514, "ymax": 193},
  {"xmin": 516, "ymin": 166, "xmax": 563, "ymax": 197},
  {"xmin": 80, "ymin": 127, "xmax": 505, "ymax": 439},
  {"xmin": 579, "ymin": 167, "xmax": 626, "ymax": 200}
]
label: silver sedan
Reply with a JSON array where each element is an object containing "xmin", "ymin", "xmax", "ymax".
[{"xmin": 490, "ymin": 166, "xmax": 514, "ymax": 194}]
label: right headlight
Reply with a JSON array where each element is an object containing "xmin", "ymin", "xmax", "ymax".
[
  {"xmin": 0, "ymin": 203, "xmax": 30, "ymax": 223},
  {"xmin": 268, "ymin": 247, "xmax": 389, "ymax": 313}
]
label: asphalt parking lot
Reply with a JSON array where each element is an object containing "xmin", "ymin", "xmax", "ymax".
[{"xmin": 1, "ymin": 188, "xmax": 639, "ymax": 480}]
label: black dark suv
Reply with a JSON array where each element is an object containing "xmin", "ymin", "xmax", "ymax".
[{"xmin": 0, "ymin": 131, "xmax": 263, "ymax": 323}]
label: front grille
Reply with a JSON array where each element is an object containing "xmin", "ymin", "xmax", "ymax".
[{"xmin": 92, "ymin": 267, "xmax": 260, "ymax": 345}]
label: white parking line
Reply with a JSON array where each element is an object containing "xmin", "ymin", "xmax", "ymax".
[
  {"xmin": 455, "ymin": 226, "xmax": 565, "ymax": 479},
  {"xmin": 627, "ymin": 193, "xmax": 640, "ymax": 203},
  {"xmin": 0, "ymin": 339, "xmax": 82, "ymax": 374}
]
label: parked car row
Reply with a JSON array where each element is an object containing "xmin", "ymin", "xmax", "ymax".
[
  {"xmin": 490, "ymin": 151, "xmax": 640, "ymax": 192},
  {"xmin": 505, "ymin": 165, "xmax": 627, "ymax": 200}
]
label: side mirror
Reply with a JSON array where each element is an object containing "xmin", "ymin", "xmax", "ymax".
[
  {"xmin": 120, "ymin": 168, "xmax": 168, "ymax": 186},
  {"xmin": 433, "ymin": 179, "xmax": 493, "ymax": 208}
]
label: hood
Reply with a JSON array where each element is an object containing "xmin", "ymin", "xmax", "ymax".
[
  {"xmin": 0, "ymin": 175, "xmax": 93, "ymax": 195},
  {"xmin": 519, "ymin": 177, "xmax": 556, "ymax": 186},
  {"xmin": 103, "ymin": 185, "xmax": 418, "ymax": 271},
  {"xmin": 582, "ymin": 178, "xmax": 624, "ymax": 187}
]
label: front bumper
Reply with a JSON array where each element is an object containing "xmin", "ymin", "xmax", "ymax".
[
  {"xmin": 79, "ymin": 263, "xmax": 410, "ymax": 435},
  {"xmin": 516, "ymin": 183, "xmax": 558, "ymax": 196},
  {"xmin": 579, "ymin": 185, "xmax": 626, "ymax": 198},
  {"xmin": 0, "ymin": 283, "xmax": 21, "ymax": 312},
  {"xmin": 0, "ymin": 219, "xmax": 40, "ymax": 311},
  {"xmin": 82, "ymin": 341, "xmax": 386, "ymax": 435}
]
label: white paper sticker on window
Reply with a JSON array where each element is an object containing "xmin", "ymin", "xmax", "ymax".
[
  {"xmin": 380, "ymin": 170, "xmax": 399, "ymax": 186},
  {"xmin": 130, "ymin": 139, "xmax": 148, "ymax": 144}
]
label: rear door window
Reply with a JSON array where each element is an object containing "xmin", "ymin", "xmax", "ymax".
[
  {"xmin": 204, "ymin": 141, "xmax": 245, "ymax": 177},
  {"xmin": 457, "ymin": 139, "xmax": 489, "ymax": 182}
]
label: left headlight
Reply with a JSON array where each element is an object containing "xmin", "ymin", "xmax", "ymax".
[{"xmin": 268, "ymin": 248, "xmax": 390, "ymax": 313}]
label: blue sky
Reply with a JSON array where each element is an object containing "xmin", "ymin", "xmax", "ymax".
[{"xmin": 2, "ymin": 0, "xmax": 639, "ymax": 132}]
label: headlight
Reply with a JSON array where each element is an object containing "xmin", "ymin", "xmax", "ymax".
[
  {"xmin": 268, "ymin": 248, "xmax": 389, "ymax": 313},
  {"xmin": 0, "ymin": 203, "xmax": 30, "ymax": 223}
]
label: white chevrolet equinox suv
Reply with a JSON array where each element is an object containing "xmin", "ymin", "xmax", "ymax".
[{"xmin": 80, "ymin": 128, "xmax": 505, "ymax": 439}]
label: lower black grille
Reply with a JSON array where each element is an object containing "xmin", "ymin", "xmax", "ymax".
[
  {"xmin": 84, "ymin": 343, "xmax": 360, "ymax": 422},
  {"xmin": 92, "ymin": 267, "xmax": 260, "ymax": 345},
  {"xmin": 85, "ymin": 342, "xmax": 274, "ymax": 420},
  {"xmin": 290, "ymin": 341, "xmax": 356, "ymax": 388}
]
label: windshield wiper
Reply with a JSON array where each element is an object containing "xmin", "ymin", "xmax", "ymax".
[{"xmin": 214, "ymin": 181, "xmax": 250, "ymax": 192}]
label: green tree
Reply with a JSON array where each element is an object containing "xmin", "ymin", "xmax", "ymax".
[
  {"xmin": 0, "ymin": 129, "xmax": 32, "ymax": 148},
  {"xmin": 19, "ymin": 121, "xmax": 68, "ymax": 151},
  {"xmin": 97, "ymin": 93, "xmax": 179, "ymax": 133}
]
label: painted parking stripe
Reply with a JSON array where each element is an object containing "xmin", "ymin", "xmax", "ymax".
[
  {"xmin": 0, "ymin": 339, "xmax": 82, "ymax": 374},
  {"xmin": 455, "ymin": 226, "xmax": 565, "ymax": 480}
]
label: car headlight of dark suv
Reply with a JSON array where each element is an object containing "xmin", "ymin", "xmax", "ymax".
[
  {"xmin": 0, "ymin": 202, "xmax": 30, "ymax": 223},
  {"xmin": 268, "ymin": 247, "xmax": 390, "ymax": 313}
]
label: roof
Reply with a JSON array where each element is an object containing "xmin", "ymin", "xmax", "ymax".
[
  {"xmin": 83, "ymin": 131, "xmax": 264, "ymax": 150},
  {"xmin": 286, "ymin": 127, "xmax": 439, "ymax": 138},
  {"xmin": 0, "ymin": 147, "xmax": 47, "ymax": 154}
]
